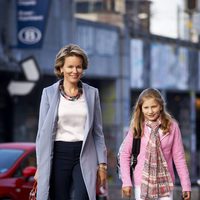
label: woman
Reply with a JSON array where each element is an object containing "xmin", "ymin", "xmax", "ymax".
[
  {"xmin": 120, "ymin": 88, "xmax": 191, "ymax": 200},
  {"xmin": 35, "ymin": 44, "xmax": 107, "ymax": 200}
]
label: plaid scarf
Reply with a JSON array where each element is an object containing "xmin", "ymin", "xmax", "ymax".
[{"xmin": 140, "ymin": 120, "xmax": 174, "ymax": 200}]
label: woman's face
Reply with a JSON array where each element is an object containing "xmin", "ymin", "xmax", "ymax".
[
  {"xmin": 61, "ymin": 56, "xmax": 83, "ymax": 84},
  {"xmin": 141, "ymin": 98, "xmax": 162, "ymax": 122}
]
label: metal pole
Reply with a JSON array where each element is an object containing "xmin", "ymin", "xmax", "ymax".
[
  {"xmin": 190, "ymin": 91, "xmax": 196, "ymax": 179},
  {"xmin": 177, "ymin": 5, "xmax": 180, "ymax": 39},
  {"xmin": 188, "ymin": 12, "xmax": 193, "ymax": 42},
  {"xmin": 188, "ymin": 9, "xmax": 197, "ymax": 179}
]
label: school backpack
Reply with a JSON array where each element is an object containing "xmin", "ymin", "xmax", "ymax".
[{"xmin": 117, "ymin": 137, "xmax": 141, "ymax": 180}]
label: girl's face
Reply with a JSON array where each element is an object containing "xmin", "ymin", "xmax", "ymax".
[
  {"xmin": 61, "ymin": 56, "xmax": 83, "ymax": 84},
  {"xmin": 141, "ymin": 98, "xmax": 162, "ymax": 122}
]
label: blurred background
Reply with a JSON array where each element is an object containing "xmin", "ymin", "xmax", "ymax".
[{"xmin": 0, "ymin": 0, "xmax": 200, "ymax": 199}]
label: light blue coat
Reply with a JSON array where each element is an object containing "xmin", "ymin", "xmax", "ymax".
[{"xmin": 36, "ymin": 80, "xmax": 107, "ymax": 200}]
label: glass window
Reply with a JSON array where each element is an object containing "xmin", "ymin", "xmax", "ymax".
[
  {"xmin": 14, "ymin": 151, "xmax": 36, "ymax": 177},
  {"xmin": 0, "ymin": 149, "xmax": 24, "ymax": 174}
]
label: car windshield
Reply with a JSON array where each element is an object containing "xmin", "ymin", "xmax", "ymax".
[{"xmin": 0, "ymin": 149, "xmax": 24, "ymax": 174}]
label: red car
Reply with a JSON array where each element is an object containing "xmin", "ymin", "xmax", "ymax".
[
  {"xmin": 0, "ymin": 143, "xmax": 108, "ymax": 200},
  {"xmin": 0, "ymin": 142, "xmax": 36, "ymax": 200}
]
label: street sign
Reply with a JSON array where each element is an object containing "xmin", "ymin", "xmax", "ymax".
[
  {"xmin": 16, "ymin": 0, "xmax": 51, "ymax": 48},
  {"xmin": 7, "ymin": 57, "xmax": 40, "ymax": 96}
]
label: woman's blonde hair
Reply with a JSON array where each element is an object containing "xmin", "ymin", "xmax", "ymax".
[
  {"xmin": 130, "ymin": 88, "xmax": 173, "ymax": 137},
  {"xmin": 54, "ymin": 44, "xmax": 88, "ymax": 79}
]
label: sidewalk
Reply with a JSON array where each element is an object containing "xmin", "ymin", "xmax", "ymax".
[{"xmin": 107, "ymin": 185, "xmax": 200, "ymax": 200}]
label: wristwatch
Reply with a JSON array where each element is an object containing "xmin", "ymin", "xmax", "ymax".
[{"xmin": 99, "ymin": 164, "xmax": 107, "ymax": 170}]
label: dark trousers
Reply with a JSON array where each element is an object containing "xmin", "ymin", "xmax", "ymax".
[{"xmin": 50, "ymin": 141, "xmax": 89, "ymax": 200}]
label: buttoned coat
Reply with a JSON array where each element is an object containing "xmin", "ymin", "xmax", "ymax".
[{"xmin": 36, "ymin": 80, "xmax": 107, "ymax": 200}]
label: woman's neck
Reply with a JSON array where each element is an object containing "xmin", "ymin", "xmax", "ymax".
[{"xmin": 63, "ymin": 80, "xmax": 79, "ymax": 97}]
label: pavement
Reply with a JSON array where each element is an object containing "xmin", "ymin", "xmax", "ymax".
[{"xmin": 106, "ymin": 185, "xmax": 200, "ymax": 200}]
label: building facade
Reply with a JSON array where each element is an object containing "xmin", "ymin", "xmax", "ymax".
[
  {"xmin": 0, "ymin": 0, "xmax": 200, "ymax": 184},
  {"xmin": 0, "ymin": 0, "xmax": 130, "ymax": 183}
]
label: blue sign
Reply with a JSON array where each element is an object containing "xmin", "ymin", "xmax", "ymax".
[{"xmin": 16, "ymin": 0, "xmax": 50, "ymax": 48}]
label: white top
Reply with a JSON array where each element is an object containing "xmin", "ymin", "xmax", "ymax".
[{"xmin": 55, "ymin": 93, "xmax": 87, "ymax": 142}]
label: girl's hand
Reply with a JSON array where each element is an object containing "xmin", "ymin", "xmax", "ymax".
[
  {"xmin": 182, "ymin": 191, "xmax": 191, "ymax": 200},
  {"xmin": 122, "ymin": 186, "xmax": 132, "ymax": 199}
]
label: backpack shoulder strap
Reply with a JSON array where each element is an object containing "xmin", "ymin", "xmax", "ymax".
[{"xmin": 131, "ymin": 137, "xmax": 141, "ymax": 169}]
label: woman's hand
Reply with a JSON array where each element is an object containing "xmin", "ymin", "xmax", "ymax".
[
  {"xmin": 122, "ymin": 186, "xmax": 132, "ymax": 198},
  {"xmin": 97, "ymin": 164, "xmax": 107, "ymax": 187},
  {"xmin": 34, "ymin": 169, "xmax": 38, "ymax": 181},
  {"xmin": 182, "ymin": 191, "xmax": 191, "ymax": 200}
]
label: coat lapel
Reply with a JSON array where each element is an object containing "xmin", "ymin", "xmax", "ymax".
[
  {"xmin": 42, "ymin": 81, "xmax": 60, "ymax": 139},
  {"xmin": 82, "ymin": 83, "xmax": 94, "ymax": 141},
  {"xmin": 160, "ymin": 131, "xmax": 170, "ymax": 141},
  {"xmin": 50, "ymin": 82, "xmax": 60, "ymax": 137}
]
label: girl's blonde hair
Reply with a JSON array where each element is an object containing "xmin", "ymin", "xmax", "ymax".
[
  {"xmin": 54, "ymin": 44, "xmax": 88, "ymax": 79},
  {"xmin": 130, "ymin": 88, "xmax": 173, "ymax": 137}
]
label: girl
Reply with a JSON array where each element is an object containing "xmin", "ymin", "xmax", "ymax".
[{"xmin": 120, "ymin": 88, "xmax": 191, "ymax": 200}]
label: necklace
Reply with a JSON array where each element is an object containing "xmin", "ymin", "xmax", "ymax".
[{"xmin": 59, "ymin": 81, "xmax": 83, "ymax": 101}]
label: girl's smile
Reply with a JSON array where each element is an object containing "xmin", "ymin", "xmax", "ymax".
[{"xmin": 142, "ymin": 98, "xmax": 162, "ymax": 121}]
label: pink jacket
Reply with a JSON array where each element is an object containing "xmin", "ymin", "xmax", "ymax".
[{"xmin": 120, "ymin": 120, "xmax": 191, "ymax": 191}]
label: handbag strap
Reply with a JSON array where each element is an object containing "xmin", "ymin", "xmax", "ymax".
[
  {"xmin": 131, "ymin": 137, "xmax": 141, "ymax": 169},
  {"xmin": 32, "ymin": 181, "xmax": 37, "ymax": 191}
]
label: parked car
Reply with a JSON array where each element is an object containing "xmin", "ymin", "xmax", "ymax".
[
  {"xmin": 0, "ymin": 142, "xmax": 36, "ymax": 200},
  {"xmin": 0, "ymin": 142, "xmax": 108, "ymax": 200},
  {"xmin": 0, "ymin": 143, "xmax": 36, "ymax": 200}
]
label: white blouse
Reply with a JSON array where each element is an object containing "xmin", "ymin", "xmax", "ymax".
[{"xmin": 55, "ymin": 93, "xmax": 87, "ymax": 142}]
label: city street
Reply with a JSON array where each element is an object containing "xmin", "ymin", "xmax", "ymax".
[
  {"xmin": 108, "ymin": 185, "xmax": 200, "ymax": 200},
  {"xmin": 0, "ymin": 0, "xmax": 200, "ymax": 200}
]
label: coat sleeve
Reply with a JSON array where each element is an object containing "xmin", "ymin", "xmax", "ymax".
[
  {"xmin": 36, "ymin": 88, "xmax": 50, "ymax": 166},
  {"xmin": 171, "ymin": 121, "xmax": 191, "ymax": 191},
  {"xmin": 120, "ymin": 130, "xmax": 133, "ymax": 187},
  {"xmin": 92, "ymin": 89, "xmax": 107, "ymax": 164}
]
